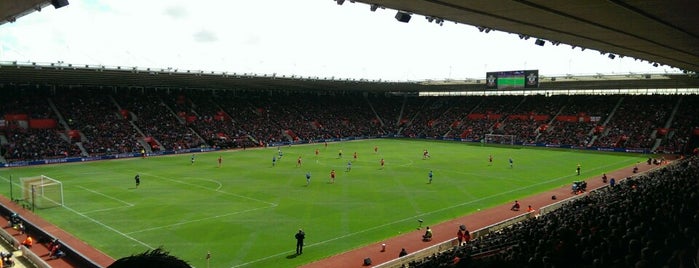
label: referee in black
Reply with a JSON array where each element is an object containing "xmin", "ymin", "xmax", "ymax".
[{"xmin": 295, "ymin": 229, "xmax": 305, "ymax": 254}]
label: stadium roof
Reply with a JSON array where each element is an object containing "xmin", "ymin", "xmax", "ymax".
[
  {"xmin": 1, "ymin": 61, "xmax": 698, "ymax": 93},
  {"xmin": 352, "ymin": 0, "xmax": 699, "ymax": 74},
  {"xmin": 0, "ymin": 0, "xmax": 52, "ymax": 25}
]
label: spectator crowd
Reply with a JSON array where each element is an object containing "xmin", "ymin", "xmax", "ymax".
[{"xmin": 2, "ymin": 88, "xmax": 698, "ymax": 163}]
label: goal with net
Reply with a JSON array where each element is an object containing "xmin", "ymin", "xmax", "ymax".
[
  {"xmin": 20, "ymin": 175, "xmax": 64, "ymax": 209},
  {"xmin": 484, "ymin": 134, "xmax": 516, "ymax": 145}
]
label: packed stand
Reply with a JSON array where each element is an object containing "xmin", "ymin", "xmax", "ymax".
[
  {"xmin": 538, "ymin": 95, "xmax": 619, "ymax": 146},
  {"xmin": 401, "ymin": 97, "xmax": 458, "ymax": 138},
  {"xmin": 1, "ymin": 88, "xmax": 81, "ymax": 161},
  {"xmin": 114, "ymin": 90, "xmax": 205, "ymax": 151},
  {"xmin": 594, "ymin": 95, "xmax": 677, "ymax": 148},
  {"xmin": 52, "ymin": 88, "xmax": 142, "ymax": 156},
  {"xmin": 660, "ymin": 94, "xmax": 699, "ymax": 153},
  {"xmin": 164, "ymin": 91, "xmax": 256, "ymax": 149},
  {"xmin": 403, "ymin": 156, "xmax": 699, "ymax": 268}
]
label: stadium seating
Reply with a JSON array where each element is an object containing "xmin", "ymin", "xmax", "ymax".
[{"xmin": 2, "ymin": 88, "xmax": 697, "ymax": 163}]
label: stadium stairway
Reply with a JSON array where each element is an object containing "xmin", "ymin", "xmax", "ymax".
[{"xmin": 0, "ymin": 240, "xmax": 31, "ymax": 268}]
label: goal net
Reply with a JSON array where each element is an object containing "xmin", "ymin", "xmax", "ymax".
[
  {"xmin": 20, "ymin": 175, "xmax": 64, "ymax": 209},
  {"xmin": 484, "ymin": 134, "xmax": 516, "ymax": 145}
]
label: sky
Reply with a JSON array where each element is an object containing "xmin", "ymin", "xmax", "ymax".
[{"xmin": 0, "ymin": 0, "xmax": 682, "ymax": 81}]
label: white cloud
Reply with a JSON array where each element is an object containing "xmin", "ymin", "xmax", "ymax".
[
  {"xmin": 193, "ymin": 30, "xmax": 218, "ymax": 43},
  {"xmin": 0, "ymin": 0, "xmax": 680, "ymax": 81}
]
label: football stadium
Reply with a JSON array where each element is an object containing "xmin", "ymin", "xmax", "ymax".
[{"xmin": 1, "ymin": 1, "xmax": 698, "ymax": 268}]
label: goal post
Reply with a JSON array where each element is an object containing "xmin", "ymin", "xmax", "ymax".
[
  {"xmin": 20, "ymin": 175, "xmax": 64, "ymax": 209},
  {"xmin": 484, "ymin": 134, "xmax": 516, "ymax": 145}
]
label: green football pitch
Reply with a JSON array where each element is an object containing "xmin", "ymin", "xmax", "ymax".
[{"xmin": 0, "ymin": 139, "xmax": 646, "ymax": 267}]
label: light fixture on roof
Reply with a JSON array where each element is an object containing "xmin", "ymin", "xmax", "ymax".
[
  {"xmin": 369, "ymin": 4, "xmax": 379, "ymax": 11},
  {"xmin": 518, "ymin": 34, "xmax": 530, "ymax": 40},
  {"xmin": 335, "ymin": 0, "xmax": 344, "ymax": 5},
  {"xmin": 608, "ymin": 54, "xmax": 616, "ymax": 59},
  {"xmin": 395, "ymin": 11, "xmax": 411, "ymax": 23},
  {"xmin": 534, "ymin": 39, "xmax": 545, "ymax": 46},
  {"xmin": 425, "ymin": 16, "xmax": 434, "ymax": 23},
  {"xmin": 653, "ymin": 63, "xmax": 659, "ymax": 67},
  {"xmin": 51, "ymin": 0, "xmax": 69, "ymax": 9}
]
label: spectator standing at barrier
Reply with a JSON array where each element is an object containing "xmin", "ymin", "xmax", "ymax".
[
  {"xmin": 295, "ymin": 229, "xmax": 305, "ymax": 255},
  {"xmin": 610, "ymin": 177, "xmax": 616, "ymax": 187},
  {"xmin": 457, "ymin": 225, "xmax": 467, "ymax": 245},
  {"xmin": 602, "ymin": 173, "xmax": 608, "ymax": 183},
  {"xmin": 463, "ymin": 227, "xmax": 471, "ymax": 243}
]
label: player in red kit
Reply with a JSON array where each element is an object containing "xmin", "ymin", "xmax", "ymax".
[
  {"xmin": 330, "ymin": 169, "xmax": 336, "ymax": 183},
  {"xmin": 353, "ymin": 152, "xmax": 357, "ymax": 161},
  {"xmin": 218, "ymin": 155, "xmax": 222, "ymax": 168},
  {"xmin": 297, "ymin": 156, "xmax": 302, "ymax": 167},
  {"xmin": 380, "ymin": 158, "xmax": 385, "ymax": 169},
  {"xmin": 374, "ymin": 145, "xmax": 378, "ymax": 153}
]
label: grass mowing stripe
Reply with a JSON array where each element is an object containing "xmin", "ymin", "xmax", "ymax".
[
  {"xmin": 134, "ymin": 170, "xmax": 278, "ymax": 206},
  {"xmin": 61, "ymin": 203, "xmax": 155, "ymax": 249}
]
